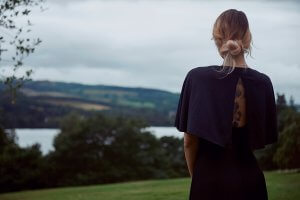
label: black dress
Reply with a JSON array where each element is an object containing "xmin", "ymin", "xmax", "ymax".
[
  {"xmin": 174, "ymin": 65, "xmax": 278, "ymax": 150},
  {"xmin": 174, "ymin": 65, "xmax": 278, "ymax": 200},
  {"xmin": 189, "ymin": 124, "xmax": 268, "ymax": 200}
]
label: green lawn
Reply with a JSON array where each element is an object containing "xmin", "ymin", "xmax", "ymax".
[{"xmin": 0, "ymin": 171, "xmax": 299, "ymax": 200}]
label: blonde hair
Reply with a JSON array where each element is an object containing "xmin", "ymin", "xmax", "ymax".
[{"xmin": 212, "ymin": 9, "xmax": 253, "ymax": 74}]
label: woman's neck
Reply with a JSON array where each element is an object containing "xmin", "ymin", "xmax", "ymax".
[{"xmin": 232, "ymin": 54, "xmax": 248, "ymax": 68}]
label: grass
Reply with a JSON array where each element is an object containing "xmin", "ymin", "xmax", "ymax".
[
  {"xmin": 266, "ymin": 171, "xmax": 300, "ymax": 200},
  {"xmin": 0, "ymin": 171, "xmax": 299, "ymax": 200}
]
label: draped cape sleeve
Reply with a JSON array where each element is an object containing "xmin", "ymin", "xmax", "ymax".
[
  {"xmin": 174, "ymin": 65, "xmax": 278, "ymax": 150},
  {"xmin": 174, "ymin": 71, "xmax": 192, "ymax": 133},
  {"xmin": 264, "ymin": 76, "xmax": 278, "ymax": 145}
]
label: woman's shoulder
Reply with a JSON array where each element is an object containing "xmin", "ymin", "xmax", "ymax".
[
  {"xmin": 187, "ymin": 65, "xmax": 215, "ymax": 75},
  {"xmin": 186, "ymin": 65, "xmax": 273, "ymax": 86},
  {"xmin": 185, "ymin": 65, "xmax": 217, "ymax": 81},
  {"xmin": 247, "ymin": 67, "xmax": 275, "ymax": 90}
]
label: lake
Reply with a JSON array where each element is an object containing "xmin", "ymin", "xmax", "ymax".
[{"xmin": 11, "ymin": 127, "xmax": 181, "ymax": 155}]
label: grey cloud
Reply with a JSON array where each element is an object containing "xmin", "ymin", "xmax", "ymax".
[{"xmin": 15, "ymin": 0, "xmax": 300, "ymax": 102}]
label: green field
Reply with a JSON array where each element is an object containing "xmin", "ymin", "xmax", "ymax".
[{"xmin": 0, "ymin": 171, "xmax": 299, "ymax": 200}]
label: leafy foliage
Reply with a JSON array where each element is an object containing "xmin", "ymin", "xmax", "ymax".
[
  {"xmin": 0, "ymin": 0, "xmax": 44, "ymax": 103},
  {"xmin": 255, "ymin": 93, "xmax": 300, "ymax": 170},
  {"xmin": 44, "ymin": 113, "xmax": 187, "ymax": 187},
  {"xmin": 0, "ymin": 128, "xmax": 45, "ymax": 193},
  {"xmin": 273, "ymin": 109, "xmax": 300, "ymax": 169}
]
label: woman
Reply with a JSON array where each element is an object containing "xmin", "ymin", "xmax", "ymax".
[{"xmin": 174, "ymin": 9, "xmax": 278, "ymax": 200}]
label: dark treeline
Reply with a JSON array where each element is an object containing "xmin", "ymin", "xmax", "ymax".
[
  {"xmin": 0, "ymin": 93, "xmax": 299, "ymax": 194},
  {"xmin": 0, "ymin": 112, "xmax": 187, "ymax": 193},
  {"xmin": 255, "ymin": 94, "xmax": 300, "ymax": 170}
]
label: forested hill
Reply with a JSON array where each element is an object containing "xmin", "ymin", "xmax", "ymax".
[{"xmin": 0, "ymin": 80, "xmax": 180, "ymax": 128}]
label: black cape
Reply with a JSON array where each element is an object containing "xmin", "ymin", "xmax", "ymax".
[{"xmin": 174, "ymin": 65, "xmax": 278, "ymax": 150}]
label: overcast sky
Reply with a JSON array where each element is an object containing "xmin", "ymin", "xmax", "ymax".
[{"xmin": 5, "ymin": 0, "xmax": 300, "ymax": 103}]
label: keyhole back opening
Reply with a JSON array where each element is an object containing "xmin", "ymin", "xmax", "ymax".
[{"xmin": 232, "ymin": 77, "xmax": 247, "ymax": 128}]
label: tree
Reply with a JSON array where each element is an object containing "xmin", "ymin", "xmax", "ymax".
[
  {"xmin": 159, "ymin": 136, "xmax": 188, "ymax": 177},
  {"xmin": 0, "ymin": 0, "xmax": 44, "ymax": 103},
  {"xmin": 276, "ymin": 93, "xmax": 287, "ymax": 114},
  {"xmin": 273, "ymin": 110, "xmax": 300, "ymax": 169},
  {"xmin": 45, "ymin": 112, "xmax": 187, "ymax": 187},
  {"xmin": 0, "ymin": 127, "xmax": 45, "ymax": 193},
  {"xmin": 46, "ymin": 113, "xmax": 155, "ymax": 186},
  {"xmin": 288, "ymin": 95, "xmax": 297, "ymax": 111}
]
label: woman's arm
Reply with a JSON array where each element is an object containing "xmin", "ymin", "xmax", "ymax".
[{"xmin": 184, "ymin": 132, "xmax": 199, "ymax": 177}]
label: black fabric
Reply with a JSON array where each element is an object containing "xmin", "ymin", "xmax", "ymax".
[
  {"xmin": 174, "ymin": 65, "xmax": 278, "ymax": 150},
  {"xmin": 189, "ymin": 125, "xmax": 268, "ymax": 200}
]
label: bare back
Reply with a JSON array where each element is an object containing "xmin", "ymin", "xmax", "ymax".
[{"xmin": 232, "ymin": 77, "xmax": 247, "ymax": 127}]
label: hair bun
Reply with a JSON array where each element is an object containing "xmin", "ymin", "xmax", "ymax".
[{"xmin": 220, "ymin": 39, "xmax": 243, "ymax": 56}]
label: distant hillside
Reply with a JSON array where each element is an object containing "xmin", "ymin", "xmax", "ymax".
[{"xmin": 0, "ymin": 80, "xmax": 180, "ymax": 128}]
